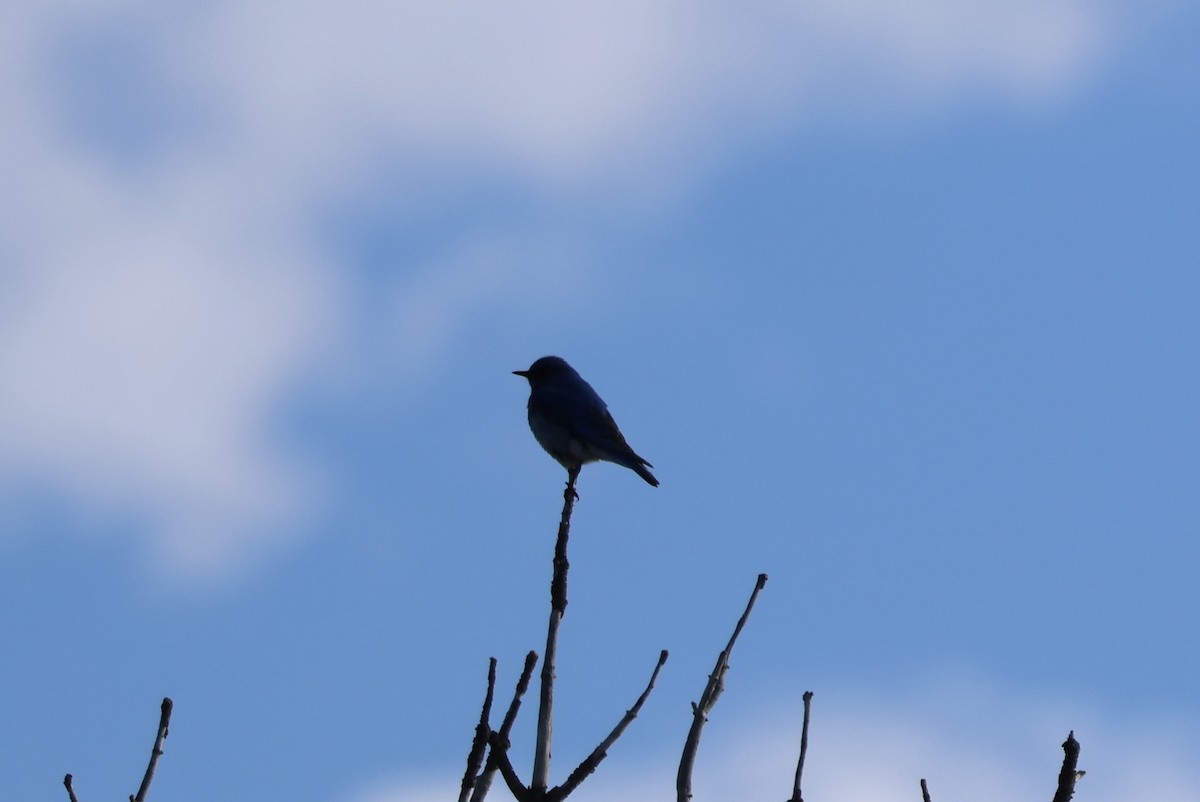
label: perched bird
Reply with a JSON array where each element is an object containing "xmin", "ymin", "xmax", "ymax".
[{"xmin": 513, "ymin": 356, "xmax": 658, "ymax": 487}]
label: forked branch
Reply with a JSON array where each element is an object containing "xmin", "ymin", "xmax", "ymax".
[{"xmin": 472, "ymin": 651, "xmax": 539, "ymax": 802}]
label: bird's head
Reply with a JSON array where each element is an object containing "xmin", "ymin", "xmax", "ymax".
[{"xmin": 513, "ymin": 355, "xmax": 574, "ymax": 385}]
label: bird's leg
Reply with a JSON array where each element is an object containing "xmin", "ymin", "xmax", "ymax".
[{"xmin": 565, "ymin": 467, "xmax": 580, "ymax": 501}]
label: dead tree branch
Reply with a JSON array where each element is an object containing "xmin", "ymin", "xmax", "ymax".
[
  {"xmin": 486, "ymin": 731, "xmax": 531, "ymax": 802},
  {"xmin": 63, "ymin": 698, "xmax": 173, "ymax": 802},
  {"xmin": 131, "ymin": 697, "xmax": 173, "ymax": 802},
  {"xmin": 676, "ymin": 573, "xmax": 768, "ymax": 802},
  {"xmin": 459, "ymin": 659, "xmax": 498, "ymax": 802},
  {"xmin": 1051, "ymin": 731, "xmax": 1082, "ymax": 802},
  {"xmin": 533, "ymin": 467, "xmax": 580, "ymax": 793},
  {"xmin": 786, "ymin": 691, "xmax": 814, "ymax": 802},
  {"xmin": 552, "ymin": 649, "xmax": 670, "ymax": 800},
  {"xmin": 472, "ymin": 651, "xmax": 539, "ymax": 802},
  {"xmin": 62, "ymin": 775, "xmax": 80, "ymax": 802}
]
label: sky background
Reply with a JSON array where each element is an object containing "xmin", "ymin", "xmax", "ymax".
[{"xmin": 1, "ymin": 1, "xmax": 1198, "ymax": 800}]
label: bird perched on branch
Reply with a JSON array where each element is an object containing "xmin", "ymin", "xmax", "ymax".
[{"xmin": 513, "ymin": 356, "xmax": 658, "ymax": 487}]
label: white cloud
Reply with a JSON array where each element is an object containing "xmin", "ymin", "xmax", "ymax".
[
  {"xmin": 176, "ymin": 0, "xmax": 1113, "ymax": 190},
  {"xmin": 351, "ymin": 679, "xmax": 1200, "ymax": 802},
  {"xmin": 0, "ymin": 167, "xmax": 341, "ymax": 578},
  {"xmin": 0, "ymin": 0, "xmax": 1137, "ymax": 575}
]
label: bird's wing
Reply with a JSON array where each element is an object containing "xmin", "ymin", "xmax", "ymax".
[
  {"xmin": 582, "ymin": 408, "xmax": 652, "ymax": 467},
  {"xmin": 533, "ymin": 382, "xmax": 650, "ymax": 466},
  {"xmin": 534, "ymin": 384, "xmax": 614, "ymax": 439}
]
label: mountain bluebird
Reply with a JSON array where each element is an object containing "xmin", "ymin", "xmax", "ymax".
[{"xmin": 513, "ymin": 356, "xmax": 659, "ymax": 487}]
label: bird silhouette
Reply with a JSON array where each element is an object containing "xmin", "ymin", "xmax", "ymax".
[{"xmin": 513, "ymin": 356, "xmax": 658, "ymax": 487}]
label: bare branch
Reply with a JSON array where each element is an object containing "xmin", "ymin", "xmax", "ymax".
[
  {"xmin": 533, "ymin": 466, "xmax": 580, "ymax": 793},
  {"xmin": 920, "ymin": 778, "xmax": 932, "ymax": 802},
  {"xmin": 63, "ymin": 774, "xmax": 80, "ymax": 802},
  {"xmin": 459, "ymin": 658, "xmax": 498, "ymax": 802},
  {"xmin": 501, "ymin": 652, "xmax": 540, "ymax": 741},
  {"xmin": 551, "ymin": 467, "xmax": 578, "ymax": 616},
  {"xmin": 552, "ymin": 649, "xmax": 670, "ymax": 800},
  {"xmin": 487, "ymin": 731, "xmax": 531, "ymax": 802},
  {"xmin": 787, "ymin": 691, "xmax": 814, "ymax": 802},
  {"xmin": 131, "ymin": 697, "xmax": 173, "ymax": 802},
  {"xmin": 676, "ymin": 573, "xmax": 768, "ymax": 802},
  {"xmin": 473, "ymin": 651, "xmax": 539, "ymax": 802},
  {"xmin": 1051, "ymin": 731, "xmax": 1082, "ymax": 802}
]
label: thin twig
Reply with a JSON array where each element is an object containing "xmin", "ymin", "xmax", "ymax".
[
  {"xmin": 473, "ymin": 651, "xmax": 539, "ymax": 802},
  {"xmin": 459, "ymin": 658, "xmax": 498, "ymax": 802},
  {"xmin": 63, "ymin": 774, "xmax": 80, "ymax": 802},
  {"xmin": 131, "ymin": 697, "xmax": 172, "ymax": 802},
  {"xmin": 787, "ymin": 691, "xmax": 814, "ymax": 802},
  {"xmin": 533, "ymin": 467, "xmax": 579, "ymax": 793},
  {"xmin": 552, "ymin": 649, "xmax": 670, "ymax": 800},
  {"xmin": 1050, "ymin": 731, "xmax": 1082, "ymax": 802},
  {"xmin": 676, "ymin": 573, "xmax": 768, "ymax": 802},
  {"xmin": 920, "ymin": 778, "xmax": 932, "ymax": 802}
]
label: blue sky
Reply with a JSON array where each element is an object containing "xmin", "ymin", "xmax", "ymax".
[{"xmin": 1, "ymin": 1, "xmax": 1198, "ymax": 801}]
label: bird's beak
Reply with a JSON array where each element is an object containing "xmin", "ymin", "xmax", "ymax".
[{"xmin": 512, "ymin": 370, "xmax": 528, "ymax": 377}]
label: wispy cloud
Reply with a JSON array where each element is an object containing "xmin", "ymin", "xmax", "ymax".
[{"xmin": 0, "ymin": 0, "xmax": 1131, "ymax": 576}]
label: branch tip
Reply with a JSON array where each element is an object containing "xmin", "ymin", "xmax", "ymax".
[
  {"xmin": 63, "ymin": 774, "xmax": 80, "ymax": 802},
  {"xmin": 131, "ymin": 696, "xmax": 174, "ymax": 802},
  {"xmin": 1051, "ymin": 730, "xmax": 1083, "ymax": 802}
]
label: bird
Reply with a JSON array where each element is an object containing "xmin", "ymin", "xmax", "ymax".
[{"xmin": 513, "ymin": 356, "xmax": 658, "ymax": 487}]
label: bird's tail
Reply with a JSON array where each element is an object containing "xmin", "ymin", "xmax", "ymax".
[
  {"xmin": 632, "ymin": 462, "xmax": 660, "ymax": 487},
  {"xmin": 600, "ymin": 446, "xmax": 659, "ymax": 486}
]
